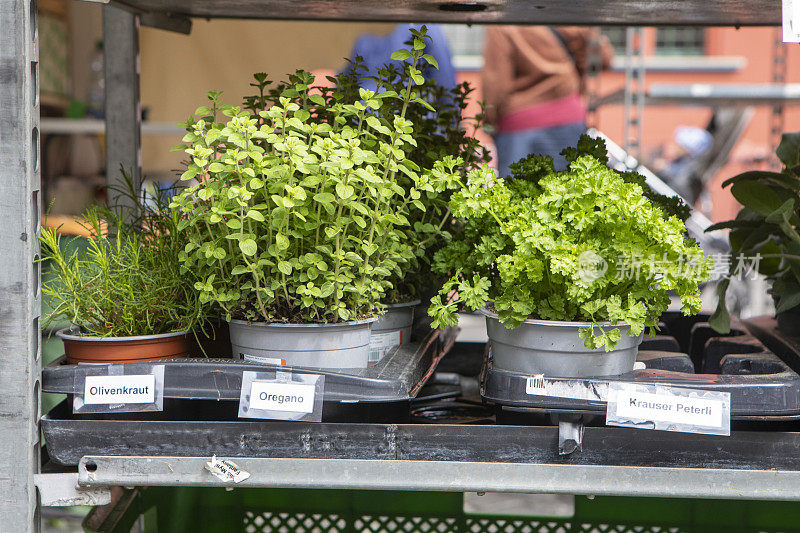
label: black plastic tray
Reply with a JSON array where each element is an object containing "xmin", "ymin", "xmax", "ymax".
[
  {"xmin": 482, "ymin": 316, "xmax": 800, "ymax": 420},
  {"xmin": 39, "ymin": 396, "xmax": 800, "ymax": 467},
  {"xmin": 43, "ymin": 327, "xmax": 458, "ymax": 403}
]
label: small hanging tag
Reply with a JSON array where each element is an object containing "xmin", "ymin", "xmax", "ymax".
[
  {"xmin": 238, "ymin": 370, "xmax": 324, "ymax": 422},
  {"xmin": 784, "ymin": 0, "xmax": 800, "ymax": 42},
  {"xmin": 205, "ymin": 456, "xmax": 250, "ymax": 483},
  {"xmin": 606, "ymin": 382, "xmax": 730, "ymax": 436},
  {"xmin": 73, "ymin": 364, "xmax": 165, "ymax": 414}
]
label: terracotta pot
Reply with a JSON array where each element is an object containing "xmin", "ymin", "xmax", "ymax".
[{"xmin": 56, "ymin": 327, "xmax": 190, "ymax": 364}]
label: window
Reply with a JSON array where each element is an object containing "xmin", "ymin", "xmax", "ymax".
[
  {"xmin": 601, "ymin": 27, "xmax": 628, "ymax": 54},
  {"xmin": 656, "ymin": 27, "xmax": 706, "ymax": 56},
  {"xmin": 441, "ymin": 24, "xmax": 486, "ymax": 69}
]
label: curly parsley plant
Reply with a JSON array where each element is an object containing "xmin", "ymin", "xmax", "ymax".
[{"xmin": 429, "ymin": 137, "xmax": 713, "ymax": 350}]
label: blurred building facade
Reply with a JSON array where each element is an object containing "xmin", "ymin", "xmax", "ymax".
[{"xmin": 61, "ymin": 1, "xmax": 800, "ymax": 222}]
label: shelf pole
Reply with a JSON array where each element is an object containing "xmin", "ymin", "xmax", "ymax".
[
  {"xmin": 0, "ymin": 0, "xmax": 41, "ymax": 529},
  {"xmin": 103, "ymin": 4, "xmax": 142, "ymax": 211}
]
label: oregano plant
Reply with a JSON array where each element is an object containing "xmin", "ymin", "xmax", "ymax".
[
  {"xmin": 429, "ymin": 136, "xmax": 713, "ymax": 350},
  {"xmin": 170, "ymin": 27, "xmax": 461, "ymax": 324},
  {"xmin": 242, "ymin": 33, "xmax": 490, "ymax": 303}
]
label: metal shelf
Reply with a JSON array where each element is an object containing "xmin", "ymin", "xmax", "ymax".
[
  {"xmin": 108, "ymin": 0, "xmax": 780, "ymax": 26},
  {"xmin": 72, "ymin": 421, "xmax": 800, "ymax": 500},
  {"xmin": 594, "ymin": 83, "xmax": 800, "ymax": 108},
  {"xmin": 40, "ymin": 118, "xmax": 183, "ymax": 136},
  {"xmin": 0, "ymin": 0, "xmax": 790, "ymax": 524}
]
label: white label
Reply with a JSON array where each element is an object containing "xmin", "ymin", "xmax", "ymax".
[
  {"xmin": 204, "ymin": 456, "xmax": 250, "ymax": 483},
  {"xmin": 84, "ymin": 374, "xmax": 155, "ymax": 405},
  {"xmin": 242, "ymin": 354, "xmax": 287, "ymax": 366},
  {"xmin": 606, "ymin": 383, "xmax": 730, "ymax": 436},
  {"xmin": 615, "ymin": 389, "xmax": 721, "ymax": 426},
  {"xmin": 369, "ymin": 330, "xmax": 402, "ymax": 361},
  {"xmin": 784, "ymin": 0, "xmax": 800, "ymax": 42},
  {"xmin": 525, "ymin": 375, "xmax": 608, "ymax": 402},
  {"xmin": 249, "ymin": 381, "xmax": 315, "ymax": 413}
]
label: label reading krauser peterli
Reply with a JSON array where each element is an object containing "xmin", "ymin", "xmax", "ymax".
[
  {"xmin": 249, "ymin": 381, "xmax": 316, "ymax": 414},
  {"xmin": 83, "ymin": 374, "xmax": 156, "ymax": 404},
  {"xmin": 606, "ymin": 382, "xmax": 731, "ymax": 436}
]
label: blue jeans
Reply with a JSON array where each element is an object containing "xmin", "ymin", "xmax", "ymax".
[{"xmin": 494, "ymin": 121, "xmax": 586, "ymax": 178}]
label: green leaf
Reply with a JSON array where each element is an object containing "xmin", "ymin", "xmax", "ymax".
[
  {"xmin": 366, "ymin": 115, "xmax": 391, "ymax": 135},
  {"xmin": 721, "ymin": 170, "xmax": 800, "ymax": 190},
  {"xmin": 247, "ymin": 210, "xmax": 265, "ymax": 222},
  {"xmin": 709, "ymin": 280, "xmax": 731, "ymax": 334},
  {"xmin": 208, "ymin": 162, "xmax": 226, "ymax": 173},
  {"xmin": 276, "ymin": 233, "xmax": 290, "ymax": 250},
  {"xmin": 390, "ymin": 49, "xmax": 411, "ymax": 61},
  {"xmin": 730, "ymin": 181, "xmax": 784, "ymax": 217},
  {"xmin": 335, "ymin": 183, "xmax": 355, "ymax": 200},
  {"xmin": 277, "ymin": 261, "xmax": 292, "ymax": 276},
  {"xmin": 239, "ymin": 239, "xmax": 257, "ymax": 256},
  {"xmin": 705, "ymin": 220, "xmax": 762, "ymax": 232},
  {"xmin": 776, "ymin": 291, "xmax": 800, "ymax": 313},
  {"xmin": 756, "ymin": 240, "xmax": 782, "ymax": 275},
  {"xmin": 422, "ymin": 54, "xmax": 439, "ymax": 69},
  {"xmin": 314, "ymin": 192, "xmax": 335, "ymax": 204},
  {"xmin": 414, "ymin": 98, "xmax": 435, "ymax": 112},
  {"xmin": 777, "ymin": 132, "xmax": 800, "ymax": 168},
  {"xmin": 180, "ymin": 167, "xmax": 199, "ymax": 181},
  {"xmin": 766, "ymin": 198, "xmax": 796, "ymax": 224},
  {"xmin": 226, "ymin": 219, "xmax": 242, "ymax": 229}
]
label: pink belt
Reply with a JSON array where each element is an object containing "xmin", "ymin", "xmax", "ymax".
[{"xmin": 497, "ymin": 94, "xmax": 586, "ymax": 133}]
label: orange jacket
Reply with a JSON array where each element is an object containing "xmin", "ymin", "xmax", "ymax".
[{"xmin": 481, "ymin": 26, "xmax": 614, "ymax": 126}]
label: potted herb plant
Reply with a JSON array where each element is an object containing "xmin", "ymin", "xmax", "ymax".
[
  {"xmin": 170, "ymin": 27, "xmax": 460, "ymax": 368},
  {"xmin": 364, "ymin": 58, "xmax": 490, "ymax": 358},
  {"xmin": 42, "ymin": 173, "xmax": 207, "ymax": 364},
  {"xmin": 241, "ymin": 36, "xmax": 490, "ymax": 361},
  {"xmin": 707, "ymin": 132, "xmax": 800, "ymax": 334},
  {"xmin": 429, "ymin": 136, "xmax": 712, "ymax": 377}
]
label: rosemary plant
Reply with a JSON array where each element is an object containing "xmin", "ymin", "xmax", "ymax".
[{"xmin": 41, "ymin": 172, "xmax": 207, "ymax": 337}]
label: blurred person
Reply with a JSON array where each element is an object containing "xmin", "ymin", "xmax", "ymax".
[
  {"xmin": 347, "ymin": 24, "xmax": 457, "ymax": 90},
  {"xmin": 651, "ymin": 125, "xmax": 714, "ymax": 204},
  {"xmin": 482, "ymin": 26, "xmax": 614, "ymax": 175}
]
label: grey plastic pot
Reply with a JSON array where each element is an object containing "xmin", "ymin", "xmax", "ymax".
[
  {"xmin": 229, "ymin": 317, "xmax": 377, "ymax": 369},
  {"xmin": 369, "ymin": 300, "xmax": 420, "ymax": 362},
  {"xmin": 483, "ymin": 310, "xmax": 643, "ymax": 377}
]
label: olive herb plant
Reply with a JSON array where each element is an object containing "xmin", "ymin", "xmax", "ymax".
[
  {"xmin": 171, "ymin": 27, "xmax": 461, "ymax": 324},
  {"xmin": 41, "ymin": 172, "xmax": 207, "ymax": 338},
  {"xmin": 707, "ymin": 132, "xmax": 800, "ymax": 333},
  {"xmin": 242, "ymin": 46, "xmax": 490, "ymax": 303},
  {"xmin": 429, "ymin": 137, "xmax": 713, "ymax": 350}
]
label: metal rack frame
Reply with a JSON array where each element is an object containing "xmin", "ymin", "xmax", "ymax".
[{"xmin": 0, "ymin": 0, "xmax": 794, "ymax": 529}]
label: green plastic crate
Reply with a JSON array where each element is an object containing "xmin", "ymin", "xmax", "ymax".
[{"xmin": 92, "ymin": 488, "xmax": 800, "ymax": 533}]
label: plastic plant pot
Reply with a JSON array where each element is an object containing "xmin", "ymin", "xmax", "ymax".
[
  {"xmin": 57, "ymin": 327, "xmax": 190, "ymax": 364},
  {"xmin": 370, "ymin": 300, "xmax": 421, "ymax": 362},
  {"xmin": 228, "ymin": 317, "xmax": 378, "ymax": 369},
  {"xmin": 482, "ymin": 310, "xmax": 643, "ymax": 377}
]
